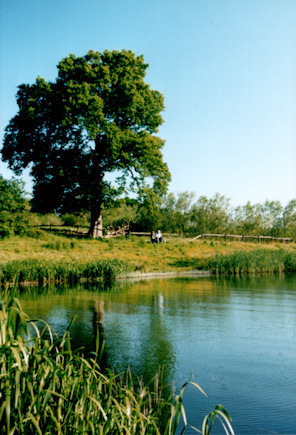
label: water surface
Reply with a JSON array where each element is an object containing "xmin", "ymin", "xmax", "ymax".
[{"xmin": 16, "ymin": 275, "xmax": 296, "ymax": 434}]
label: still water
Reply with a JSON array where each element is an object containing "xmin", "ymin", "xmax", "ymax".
[{"xmin": 16, "ymin": 275, "xmax": 296, "ymax": 434}]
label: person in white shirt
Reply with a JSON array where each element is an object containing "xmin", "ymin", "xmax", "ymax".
[{"xmin": 155, "ymin": 230, "xmax": 162, "ymax": 243}]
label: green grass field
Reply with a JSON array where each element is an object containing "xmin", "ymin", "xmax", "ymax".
[{"xmin": 0, "ymin": 231, "xmax": 295, "ymax": 279}]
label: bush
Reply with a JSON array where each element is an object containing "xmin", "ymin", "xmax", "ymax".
[
  {"xmin": 39, "ymin": 213, "xmax": 63, "ymax": 226},
  {"xmin": 0, "ymin": 177, "xmax": 29, "ymax": 238},
  {"xmin": 61, "ymin": 212, "xmax": 90, "ymax": 227}
]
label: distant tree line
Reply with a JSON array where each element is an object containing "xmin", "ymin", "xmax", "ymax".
[
  {"xmin": 0, "ymin": 176, "xmax": 295, "ymax": 239},
  {"xmin": 121, "ymin": 192, "xmax": 296, "ymax": 239}
]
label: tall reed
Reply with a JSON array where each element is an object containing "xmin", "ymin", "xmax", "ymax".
[
  {"xmin": 208, "ymin": 249, "xmax": 296, "ymax": 275},
  {"xmin": 0, "ymin": 291, "xmax": 234, "ymax": 434},
  {"xmin": 0, "ymin": 258, "xmax": 131, "ymax": 286}
]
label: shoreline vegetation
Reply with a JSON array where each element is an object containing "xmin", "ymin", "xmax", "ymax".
[
  {"xmin": 0, "ymin": 293, "xmax": 234, "ymax": 434},
  {"xmin": 0, "ymin": 232, "xmax": 295, "ymax": 286}
]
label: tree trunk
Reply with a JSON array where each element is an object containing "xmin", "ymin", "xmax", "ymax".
[
  {"xmin": 88, "ymin": 206, "xmax": 103, "ymax": 238},
  {"xmin": 88, "ymin": 138, "xmax": 106, "ymax": 238}
]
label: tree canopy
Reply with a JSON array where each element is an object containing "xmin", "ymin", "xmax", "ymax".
[{"xmin": 2, "ymin": 50, "xmax": 171, "ymax": 236}]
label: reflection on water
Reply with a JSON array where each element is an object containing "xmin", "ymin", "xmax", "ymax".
[{"xmin": 7, "ymin": 275, "xmax": 296, "ymax": 435}]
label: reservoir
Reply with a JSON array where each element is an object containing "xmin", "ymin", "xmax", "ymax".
[{"xmin": 15, "ymin": 275, "xmax": 296, "ymax": 434}]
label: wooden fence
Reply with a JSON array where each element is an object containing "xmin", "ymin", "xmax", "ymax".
[
  {"xmin": 129, "ymin": 232, "xmax": 179, "ymax": 237},
  {"xmin": 191, "ymin": 234, "xmax": 293, "ymax": 243},
  {"xmin": 33, "ymin": 226, "xmax": 293, "ymax": 243},
  {"xmin": 34, "ymin": 225, "xmax": 179, "ymax": 237}
]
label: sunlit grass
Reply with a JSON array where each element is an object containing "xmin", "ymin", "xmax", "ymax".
[{"xmin": 0, "ymin": 233, "xmax": 294, "ymax": 280}]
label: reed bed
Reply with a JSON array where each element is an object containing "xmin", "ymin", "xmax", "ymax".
[
  {"xmin": 0, "ymin": 258, "xmax": 131, "ymax": 286},
  {"xmin": 0, "ymin": 292, "xmax": 234, "ymax": 435},
  {"xmin": 208, "ymin": 249, "xmax": 296, "ymax": 275}
]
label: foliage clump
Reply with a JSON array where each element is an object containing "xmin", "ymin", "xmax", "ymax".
[{"xmin": 0, "ymin": 176, "xmax": 28, "ymax": 238}]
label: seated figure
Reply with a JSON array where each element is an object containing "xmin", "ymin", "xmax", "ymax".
[
  {"xmin": 151, "ymin": 231, "xmax": 156, "ymax": 243},
  {"xmin": 155, "ymin": 230, "xmax": 162, "ymax": 243}
]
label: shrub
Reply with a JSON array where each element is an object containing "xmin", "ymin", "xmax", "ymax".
[
  {"xmin": 61, "ymin": 212, "xmax": 90, "ymax": 227},
  {"xmin": 40, "ymin": 213, "xmax": 63, "ymax": 226},
  {"xmin": 0, "ymin": 177, "xmax": 28, "ymax": 238}
]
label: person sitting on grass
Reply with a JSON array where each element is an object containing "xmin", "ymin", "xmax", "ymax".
[
  {"xmin": 155, "ymin": 229, "xmax": 163, "ymax": 243},
  {"xmin": 151, "ymin": 231, "xmax": 156, "ymax": 243}
]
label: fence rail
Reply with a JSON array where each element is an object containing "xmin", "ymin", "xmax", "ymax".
[
  {"xmin": 191, "ymin": 233, "xmax": 293, "ymax": 243},
  {"xmin": 33, "ymin": 225, "xmax": 180, "ymax": 237},
  {"xmin": 130, "ymin": 232, "xmax": 179, "ymax": 237},
  {"xmin": 32, "ymin": 226, "xmax": 293, "ymax": 243}
]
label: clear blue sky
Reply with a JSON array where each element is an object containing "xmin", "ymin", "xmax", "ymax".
[{"xmin": 1, "ymin": 0, "xmax": 295, "ymax": 207}]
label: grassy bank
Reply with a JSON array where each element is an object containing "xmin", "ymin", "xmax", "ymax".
[
  {"xmin": 0, "ymin": 232, "xmax": 295, "ymax": 285},
  {"xmin": 0, "ymin": 295, "xmax": 233, "ymax": 434}
]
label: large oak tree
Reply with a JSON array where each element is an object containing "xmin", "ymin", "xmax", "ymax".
[{"xmin": 2, "ymin": 50, "xmax": 171, "ymax": 236}]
